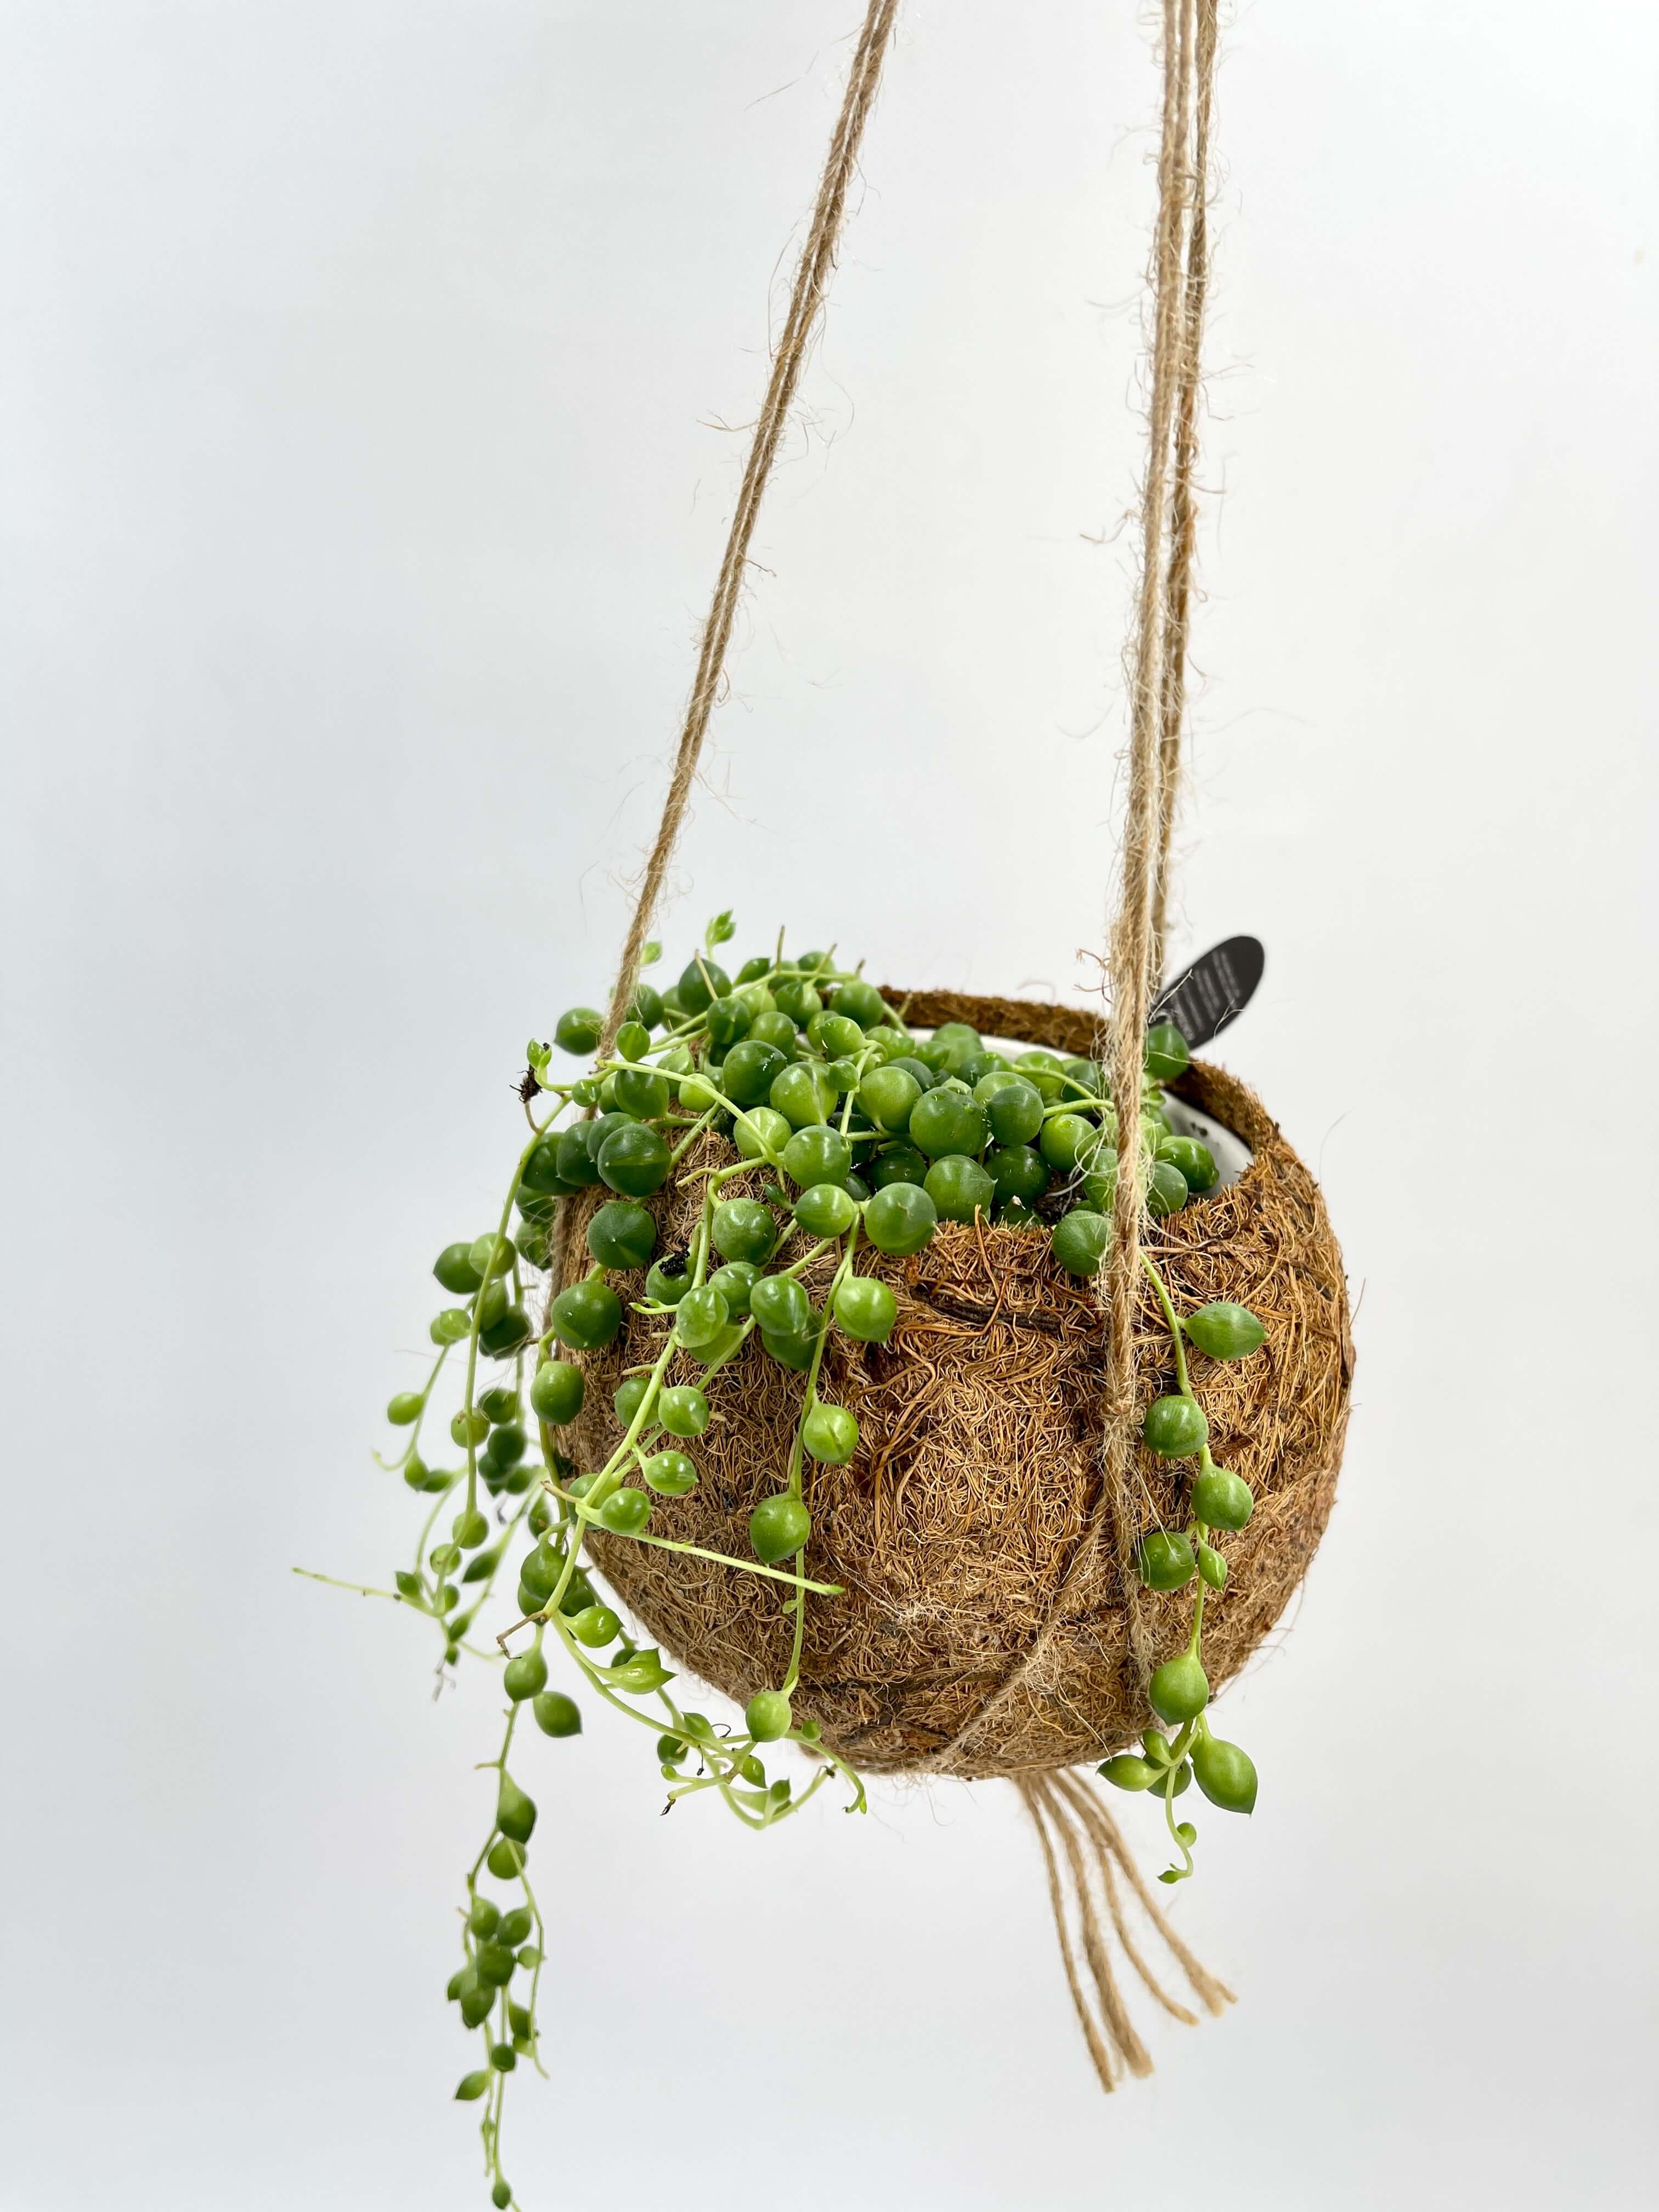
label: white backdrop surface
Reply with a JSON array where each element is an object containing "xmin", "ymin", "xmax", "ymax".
[{"xmin": 3, "ymin": 5, "xmax": 1656, "ymax": 2209}]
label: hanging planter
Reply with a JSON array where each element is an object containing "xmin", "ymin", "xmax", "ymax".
[
  {"xmin": 567, "ymin": 990, "xmax": 1350, "ymax": 1786},
  {"xmin": 312, "ymin": 0, "xmax": 1355, "ymax": 2201}
]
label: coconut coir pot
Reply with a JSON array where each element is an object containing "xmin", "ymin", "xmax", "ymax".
[{"xmin": 562, "ymin": 991, "xmax": 1352, "ymax": 1780}]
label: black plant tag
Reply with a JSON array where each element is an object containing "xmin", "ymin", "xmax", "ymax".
[{"xmin": 1150, "ymin": 935, "xmax": 1265, "ymax": 1050}]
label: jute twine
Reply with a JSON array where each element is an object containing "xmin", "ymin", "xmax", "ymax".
[
  {"xmin": 596, "ymin": 0, "xmax": 899, "ymax": 1064},
  {"xmin": 545, "ymin": 1, "xmax": 1330, "ymax": 2094},
  {"xmin": 546, "ymin": 0, "xmax": 899, "ymax": 1303},
  {"xmin": 1098, "ymin": 0, "xmax": 1220, "ymax": 1730},
  {"xmin": 1015, "ymin": 3, "xmax": 1228, "ymax": 2055},
  {"xmin": 897, "ymin": 0, "xmax": 1222, "ymax": 1846}
]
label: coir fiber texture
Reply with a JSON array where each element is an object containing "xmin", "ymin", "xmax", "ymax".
[{"xmin": 562, "ymin": 993, "xmax": 1352, "ymax": 1780}]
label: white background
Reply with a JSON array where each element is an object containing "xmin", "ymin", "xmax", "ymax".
[{"xmin": 3, "ymin": 4, "xmax": 1656, "ymax": 2208}]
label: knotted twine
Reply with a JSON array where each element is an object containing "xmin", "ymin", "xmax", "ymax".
[{"xmin": 555, "ymin": 0, "xmax": 1231, "ymax": 2092}]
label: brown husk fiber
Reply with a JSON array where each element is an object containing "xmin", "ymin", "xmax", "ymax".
[{"xmin": 562, "ymin": 990, "xmax": 1352, "ymax": 1781}]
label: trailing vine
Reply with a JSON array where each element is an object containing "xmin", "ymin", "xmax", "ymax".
[{"xmin": 1096, "ymin": 1249, "xmax": 1265, "ymax": 1882}]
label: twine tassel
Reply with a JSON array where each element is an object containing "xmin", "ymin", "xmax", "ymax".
[
  {"xmin": 1017, "ymin": 1771, "xmax": 1233, "ymax": 2096},
  {"xmin": 1051, "ymin": 1768, "xmax": 1234, "ymax": 2018}
]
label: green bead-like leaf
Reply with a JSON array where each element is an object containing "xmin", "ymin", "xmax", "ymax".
[
  {"xmin": 1142, "ymin": 1394, "xmax": 1209, "ymax": 1459},
  {"xmin": 1135, "ymin": 1530, "xmax": 1197, "ymax": 1591},
  {"xmin": 1183, "ymin": 1300, "xmax": 1266, "ymax": 1359},
  {"xmin": 1148, "ymin": 1652, "xmax": 1210, "ymax": 1724},
  {"xmin": 746, "ymin": 1690, "xmax": 792, "ymax": 1741},
  {"xmin": 1192, "ymin": 1733, "xmax": 1259, "ymax": 1814},
  {"xmin": 496, "ymin": 1773, "xmax": 537, "ymax": 1845},
  {"xmin": 1192, "ymin": 1465, "xmax": 1254, "ymax": 1532},
  {"xmin": 1097, "ymin": 1754, "xmax": 1161, "ymax": 1792}
]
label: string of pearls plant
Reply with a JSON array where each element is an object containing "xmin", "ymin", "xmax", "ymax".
[
  {"xmin": 309, "ymin": 913, "xmax": 1266, "ymax": 2207},
  {"xmin": 1099, "ymin": 1258, "xmax": 1265, "ymax": 1882}
]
